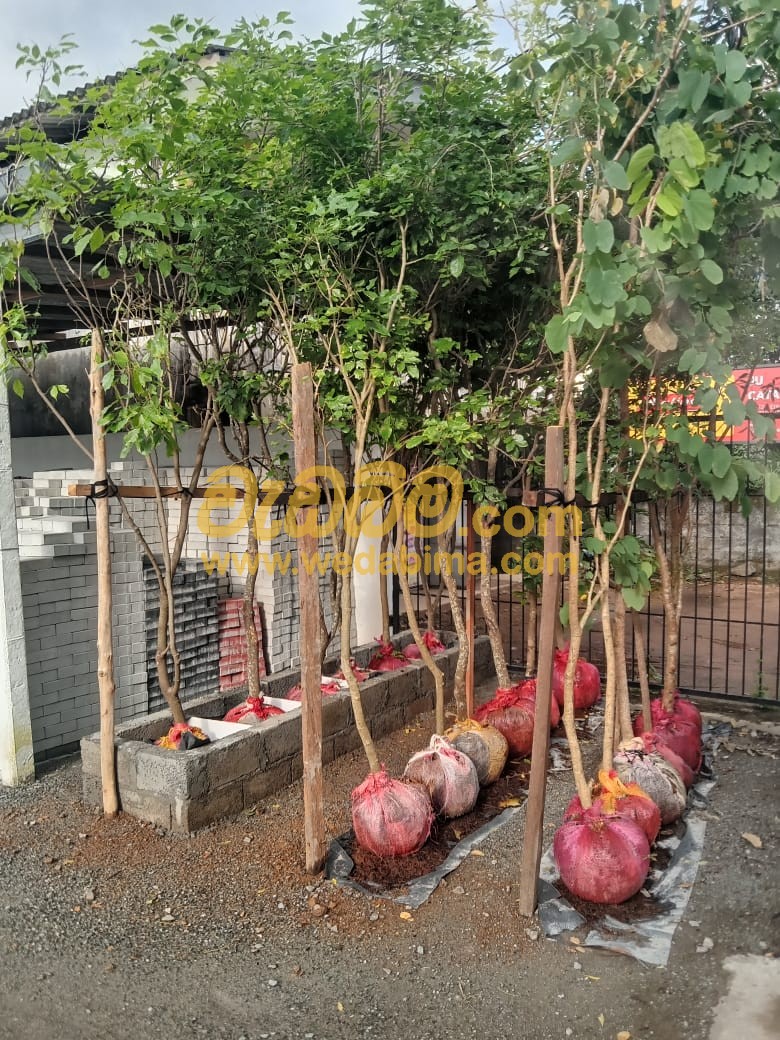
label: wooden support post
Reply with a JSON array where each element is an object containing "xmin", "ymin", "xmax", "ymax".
[
  {"xmin": 517, "ymin": 425, "xmax": 564, "ymax": 917},
  {"xmin": 90, "ymin": 329, "xmax": 118, "ymax": 817},
  {"xmin": 291, "ymin": 362, "xmax": 325, "ymax": 874},
  {"xmin": 465, "ymin": 498, "xmax": 476, "ymax": 719}
]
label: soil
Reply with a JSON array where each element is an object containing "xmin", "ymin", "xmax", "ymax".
[{"xmin": 0, "ymin": 686, "xmax": 778, "ymax": 1040}]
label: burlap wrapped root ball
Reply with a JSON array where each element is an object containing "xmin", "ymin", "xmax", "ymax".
[
  {"xmin": 403, "ymin": 735, "xmax": 480, "ymax": 818},
  {"xmin": 351, "ymin": 768, "xmax": 434, "ymax": 857},
  {"xmin": 444, "ymin": 718, "xmax": 509, "ymax": 786}
]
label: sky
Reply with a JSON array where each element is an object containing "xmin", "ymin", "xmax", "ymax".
[{"xmin": 0, "ymin": 0, "xmax": 366, "ymax": 118}]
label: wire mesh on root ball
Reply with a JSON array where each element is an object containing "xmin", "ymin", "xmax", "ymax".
[{"xmin": 613, "ymin": 739, "xmax": 687, "ymax": 825}]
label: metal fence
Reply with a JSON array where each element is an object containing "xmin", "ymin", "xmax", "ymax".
[{"xmin": 405, "ymin": 429, "xmax": 780, "ymax": 703}]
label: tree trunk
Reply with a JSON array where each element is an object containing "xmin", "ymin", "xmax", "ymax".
[
  {"xmin": 379, "ymin": 528, "xmax": 391, "ymax": 643},
  {"xmin": 340, "ymin": 553, "xmax": 379, "ymax": 774},
  {"xmin": 525, "ymin": 588, "xmax": 538, "ymax": 676},
  {"xmin": 90, "ymin": 330, "xmax": 119, "ymax": 817},
  {"xmin": 396, "ymin": 517, "xmax": 446, "ymax": 733},
  {"xmin": 155, "ymin": 584, "xmax": 186, "ymax": 725},
  {"xmin": 650, "ymin": 496, "xmax": 689, "ymax": 711},
  {"xmin": 600, "ymin": 558, "xmax": 618, "ymax": 771},
  {"xmin": 632, "ymin": 611, "xmax": 653, "ymax": 732},
  {"xmin": 243, "ymin": 519, "xmax": 262, "ymax": 698},
  {"xmin": 613, "ymin": 589, "xmax": 633, "ymax": 742},
  {"xmin": 439, "ymin": 523, "xmax": 468, "ymax": 718}
]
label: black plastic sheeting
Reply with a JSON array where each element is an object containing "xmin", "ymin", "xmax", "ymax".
[{"xmin": 537, "ymin": 722, "xmax": 727, "ymax": 966}]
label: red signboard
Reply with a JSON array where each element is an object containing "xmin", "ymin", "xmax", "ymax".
[{"xmin": 656, "ymin": 365, "xmax": 780, "ymax": 443}]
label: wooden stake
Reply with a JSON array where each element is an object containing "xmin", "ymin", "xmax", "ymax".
[
  {"xmin": 90, "ymin": 329, "xmax": 118, "ymax": 817},
  {"xmin": 465, "ymin": 499, "xmax": 476, "ymax": 719},
  {"xmin": 517, "ymin": 425, "xmax": 564, "ymax": 917},
  {"xmin": 291, "ymin": 363, "xmax": 325, "ymax": 874}
]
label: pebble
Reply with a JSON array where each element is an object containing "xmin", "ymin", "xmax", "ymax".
[
  {"xmin": 84, "ymin": 889, "xmax": 95, "ymax": 903},
  {"xmin": 453, "ymin": 886, "xmax": 465, "ymax": 895},
  {"xmin": 416, "ymin": 946, "xmax": 424, "ymax": 956},
  {"xmin": 696, "ymin": 937, "xmax": 714, "ymax": 953},
  {"xmin": 267, "ymin": 979, "xmax": 278, "ymax": 988},
  {"xmin": 311, "ymin": 904, "xmax": 326, "ymax": 918},
  {"xmin": 525, "ymin": 928, "xmax": 539, "ymax": 941},
  {"xmin": 161, "ymin": 914, "xmax": 175, "ymax": 923},
  {"xmin": 243, "ymin": 836, "xmax": 252, "ymax": 845},
  {"xmin": 572, "ymin": 961, "xmax": 582, "ymax": 970},
  {"xmin": 369, "ymin": 913, "xmax": 379, "ymax": 922},
  {"xmin": 78, "ymin": 833, "xmax": 88, "ymax": 840}
]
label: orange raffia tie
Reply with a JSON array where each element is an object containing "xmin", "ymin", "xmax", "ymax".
[{"xmin": 597, "ymin": 768, "xmax": 652, "ymax": 813}]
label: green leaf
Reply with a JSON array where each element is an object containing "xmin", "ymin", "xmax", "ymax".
[
  {"xmin": 582, "ymin": 218, "xmax": 614, "ymax": 254},
  {"xmin": 700, "ymin": 258, "xmax": 724, "ymax": 284},
  {"xmin": 765, "ymin": 471, "xmax": 780, "ymax": 504},
  {"xmin": 603, "ymin": 160, "xmax": 630, "ymax": 191},
  {"xmin": 697, "ymin": 386, "xmax": 719, "ymax": 412},
  {"xmin": 685, "ymin": 189, "xmax": 715, "ymax": 231},
  {"xmin": 626, "ymin": 143, "xmax": 655, "ymax": 183},
  {"xmin": 656, "ymin": 181, "xmax": 684, "ymax": 217},
  {"xmin": 449, "ymin": 255, "xmax": 464, "ymax": 278},
  {"xmin": 552, "ymin": 137, "xmax": 585, "ymax": 167},
  {"xmin": 697, "ymin": 442, "xmax": 714, "ymax": 475},
  {"xmin": 711, "ymin": 443, "xmax": 732, "ymax": 478},
  {"xmin": 622, "ymin": 586, "xmax": 647, "ymax": 611},
  {"xmin": 544, "ymin": 314, "xmax": 568, "ymax": 354},
  {"xmin": 668, "ymin": 157, "xmax": 700, "ymax": 190},
  {"xmin": 724, "ymin": 49, "xmax": 747, "ymax": 82},
  {"xmin": 12, "ymin": 378, "xmax": 24, "ymax": 399},
  {"xmin": 709, "ymin": 467, "xmax": 739, "ymax": 502},
  {"xmin": 722, "ymin": 397, "xmax": 746, "ymax": 427},
  {"xmin": 73, "ymin": 232, "xmax": 91, "ymax": 258},
  {"xmin": 657, "ymin": 122, "xmax": 706, "ymax": 167},
  {"xmin": 677, "ymin": 69, "xmax": 711, "ymax": 114}
]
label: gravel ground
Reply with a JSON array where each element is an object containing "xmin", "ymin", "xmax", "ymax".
[{"xmin": 0, "ymin": 694, "xmax": 777, "ymax": 1040}]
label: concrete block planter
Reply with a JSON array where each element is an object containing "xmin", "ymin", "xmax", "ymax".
[{"xmin": 81, "ymin": 631, "xmax": 495, "ymax": 833}]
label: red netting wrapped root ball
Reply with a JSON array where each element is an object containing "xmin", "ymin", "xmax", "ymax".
[
  {"xmin": 551, "ymin": 647, "xmax": 601, "ymax": 710},
  {"xmin": 403, "ymin": 631, "xmax": 447, "ymax": 660},
  {"xmin": 368, "ymin": 640, "xmax": 408, "ymax": 672},
  {"xmin": 474, "ymin": 688, "xmax": 535, "ymax": 756},
  {"xmin": 633, "ymin": 692, "xmax": 702, "ymax": 737},
  {"xmin": 511, "ymin": 677, "xmax": 561, "ymax": 730},
  {"xmin": 553, "ymin": 806, "xmax": 651, "ymax": 904},
  {"xmin": 565, "ymin": 769, "xmax": 661, "ymax": 845},
  {"xmin": 351, "ymin": 769, "xmax": 434, "ymax": 857},
  {"xmin": 639, "ymin": 731, "xmax": 695, "ymax": 789},
  {"xmin": 224, "ymin": 696, "xmax": 284, "ymax": 722},
  {"xmin": 403, "ymin": 736, "xmax": 480, "ymax": 818}
]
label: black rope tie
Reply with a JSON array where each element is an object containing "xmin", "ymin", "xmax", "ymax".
[
  {"xmin": 538, "ymin": 487, "xmax": 601, "ymax": 509},
  {"xmin": 85, "ymin": 478, "xmax": 118, "ymax": 528},
  {"xmin": 539, "ymin": 487, "xmax": 577, "ymax": 507},
  {"xmin": 177, "ymin": 487, "xmax": 193, "ymax": 499}
]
